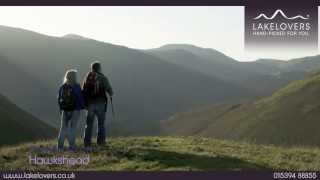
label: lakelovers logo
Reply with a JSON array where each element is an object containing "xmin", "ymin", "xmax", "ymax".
[
  {"xmin": 253, "ymin": 9, "xmax": 309, "ymax": 20},
  {"xmin": 245, "ymin": 7, "xmax": 318, "ymax": 52},
  {"xmin": 252, "ymin": 9, "xmax": 311, "ymax": 35}
]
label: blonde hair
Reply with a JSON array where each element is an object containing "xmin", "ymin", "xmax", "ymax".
[{"xmin": 63, "ymin": 69, "xmax": 78, "ymax": 84}]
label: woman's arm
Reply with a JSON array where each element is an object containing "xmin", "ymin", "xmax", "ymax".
[{"xmin": 75, "ymin": 84, "xmax": 85, "ymax": 109}]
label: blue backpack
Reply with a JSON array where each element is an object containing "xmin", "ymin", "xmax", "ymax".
[{"xmin": 58, "ymin": 84, "xmax": 76, "ymax": 111}]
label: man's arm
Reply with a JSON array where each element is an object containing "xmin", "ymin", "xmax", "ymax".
[
  {"xmin": 103, "ymin": 76, "xmax": 113, "ymax": 96},
  {"xmin": 81, "ymin": 73, "xmax": 89, "ymax": 107}
]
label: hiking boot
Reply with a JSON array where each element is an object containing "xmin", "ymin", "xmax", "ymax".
[
  {"xmin": 97, "ymin": 141, "xmax": 106, "ymax": 146},
  {"xmin": 68, "ymin": 146, "xmax": 77, "ymax": 152},
  {"xmin": 84, "ymin": 146, "xmax": 93, "ymax": 153}
]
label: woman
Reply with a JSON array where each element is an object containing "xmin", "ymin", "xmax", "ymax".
[{"xmin": 57, "ymin": 69, "xmax": 85, "ymax": 151}]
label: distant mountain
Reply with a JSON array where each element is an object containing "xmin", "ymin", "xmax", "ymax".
[
  {"xmin": 1, "ymin": 25, "xmax": 320, "ymax": 137},
  {"xmin": 162, "ymin": 71, "xmax": 320, "ymax": 146},
  {"xmin": 62, "ymin": 34, "xmax": 89, "ymax": 40},
  {"xmin": 0, "ymin": 94, "xmax": 56, "ymax": 146},
  {"xmin": 146, "ymin": 44, "xmax": 313, "ymax": 96},
  {"xmin": 0, "ymin": 25, "xmax": 254, "ymax": 136},
  {"xmin": 150, "ymin": 44, "xmax": 237, "ymax": 64},
  {"xmin": 251, "ymin": 55, "xmax": 320, "ymax": 73}
]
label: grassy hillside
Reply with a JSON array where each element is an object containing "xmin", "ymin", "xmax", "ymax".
[
  {"xmin": 1, "ymin": 137, "xmax": 320, "ymax": 171},
  {"xmin": 0, "ymin": 94, "xmax": 57, "ymax": 146},
  {"xmin": 162, "ymin": 71, "xmax": 320, "ymax": 147}
]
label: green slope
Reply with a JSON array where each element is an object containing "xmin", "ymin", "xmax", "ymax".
[
  {"xmin": 162, "ymin": 72, "xmax": 320, "ymax": 147},
  {"xmin": 2, "ymin": 137, "xmax": 320, "ymax": 171},
  {"xmin": 0, "ymin": 94, "xmax": 57, "ymax": 146}
]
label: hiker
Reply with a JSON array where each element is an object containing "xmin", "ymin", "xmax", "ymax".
[
  {"xmin": 82, "ymin": 61, "xmax": 113, "ymax": 149},
  {"xmin": 57, "ymin": 69, "xmax": 85, "ymax": 151}
]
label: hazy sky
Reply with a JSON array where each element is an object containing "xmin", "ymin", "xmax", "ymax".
[{"xmin": 0, "ymin": 6, "xmax": 318, "ymax": 61}]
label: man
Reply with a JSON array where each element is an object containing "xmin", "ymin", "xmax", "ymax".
[{"xmin": 82, "ymin": 61, "xmax": 113, "ymax": 149}]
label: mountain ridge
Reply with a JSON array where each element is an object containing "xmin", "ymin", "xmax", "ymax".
[
  {"xmin": 1, "ymin": 25, "xmax": 320, "ymax": 138},
  {"xmin": 0, "ymin": 25, "xmax": 254, "ymax": 136}
]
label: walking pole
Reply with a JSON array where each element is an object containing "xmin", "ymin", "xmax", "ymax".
[{"xmin": 110, "ymin": 96, "xmax": 116, "ymax": 120}]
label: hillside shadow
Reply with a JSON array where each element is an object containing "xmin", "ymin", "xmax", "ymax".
[{"xmin": 116, "ymin": 148, "xmax": 271, "ymax": 171}]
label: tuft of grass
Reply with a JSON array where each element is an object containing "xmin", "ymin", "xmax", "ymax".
[{"xmin": 1, "ymin": 137, "xmax": 320, "ymax": 171}]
